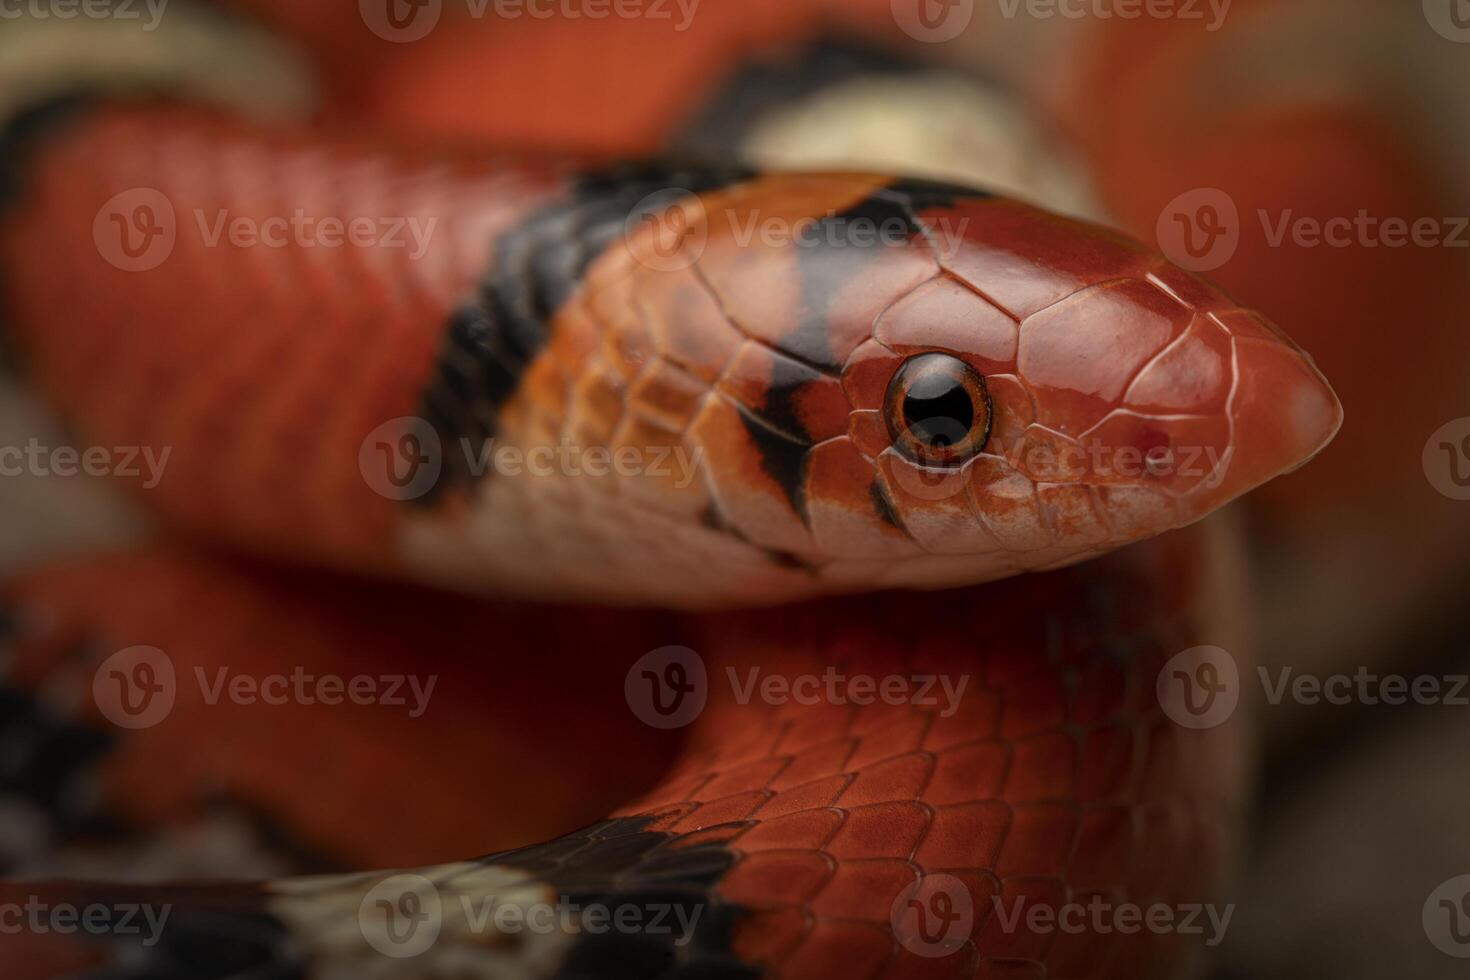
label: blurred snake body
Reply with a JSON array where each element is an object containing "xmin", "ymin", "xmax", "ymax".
[{"xmin": 0, "ymin": 17, "xmax": 1341, "ymax": 980}]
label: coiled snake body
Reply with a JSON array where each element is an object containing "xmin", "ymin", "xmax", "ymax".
[{"xmin": 0, "ymin": 27, "xmax": 1340, "ymax": 980}]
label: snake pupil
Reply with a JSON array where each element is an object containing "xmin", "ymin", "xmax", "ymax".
[{"xmin": 903, "ymin": 376, "xmax": 974, "ymax": 447}]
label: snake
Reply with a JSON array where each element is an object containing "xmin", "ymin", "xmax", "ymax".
[{"xmin": 0, "ymin": 8, "xmax": 1342, "ymax": 979}]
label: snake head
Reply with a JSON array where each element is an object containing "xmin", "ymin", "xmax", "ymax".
[{"xmin": 649, "ymin": 174, "xmax": 1342, "ymax": 594}]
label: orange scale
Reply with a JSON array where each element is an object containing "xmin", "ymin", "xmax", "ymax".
[
  {"xmin": 715, "ymin": 342, "xmax": 848, "ymax": 442},
  {"xmin": 982, "ymin": 375, "xmax": 1037, "ymax": 458},
  {"xmin": 840, "ymin": 338, "xmax": 901, "ymax": 409},
  {"xmin": 626, "ymin": 358, "xmax": 708, "ymax": 432},
  {"xmin": 837, "ymin": 752, "xmax": 935, "ymax": 808},
  {"xmin": 666, "ymin": 791, "xmax": 768, "ymax": 834},
  {"xmin": 996, "ymin": 803, "xmax": 1079, "ymax": 878},
  {"xmin": 633, "ymin": 264, "xmax": 745, "ymax": 383},
  {"xmin": 876, "ymin": 453, "xmax": 998, "ymax": 556},
  {"xmin": 1123, "ymin": 318, "xmax": 1232, "ymax": 416},
  {"xmin": 1017, "ymin": 278, "xmax": 1188, "ymax": 435},
  {"xmin": 921, "ymin": 741, "xmax": 1007, "ymax": 807},
  {"xmin": 966, "ymin": 456, "xmax": 1050, "ymax": 554},
  {"xmin": 773, "ymin": 707, "xmax": 857, "ymax": 754},
  {"xmin": 825, "ymin": 802, "xmax": 931, "ymax": 861},
  {"xmin": 805, "ymin": 438, "xmax": 917, "ymax": 559},
  {"xmin": 776, "ymin": 920, "xmax": 892, "ymax": 978},
  {"xmin": 846, "ymin": 696, "xmax": 920, "ymax": 739},
  {"xmin": 1144, "ymin": 263, "xmax": 1228, "ymax": 313},
  {"xmin": 1001, "ymin": 734, "xmax": 1079, "ymax": 804},
  {"xmin": 847, "ymin": 409, "xmax": 891, "ymax": 460},
  {"xmin": 695, "ymin": 757, "xmax": 791, "ymax": 800},
  {"xmin": 1082, "ymin": 412, "xmax": 1233, "ymax": 496},
  {"xmin": 1036, "ymin": 484, "xmax": 1113, "ymax": 548},
  {"xmin": 1068, "ymin": 807, "xmax": 1137, "ymax": 893},
  {"xmin": 766, "ymin": 740, "xmax": 855, "ymax": 791},
  {"xmin": 941, "ymin": 199, "xmax": 1156, "ymax": 321},
  {"xmin": 756, "ymin": 774, "xmax": 852, "ymax": 820},
  {"xmin": 1207, "ymin": 306, "xmax": 1292, "ymax": 347},
  {"xmin": 1075, "ymin": 726, "xmax": 1139, "ymax": 804},
  {"xmin": 719, "ymin": 850, "xmax": 834, "ymax": 908},
  {"xmin": 873, "ymin": 275, "xmax": 1019, "ymax": 372},
  {"xmin": 845, "ymin": 712, "xmax": 930, "ymax": 772},
  {"xmin": 687, "ymin": 394, "xmax": 813, "ymax": 555},
  {"xmin": 734, "ymin": 808, "xmax": 843, "ymax": 853},
  {"xmin": 1009, "ymin": 426, "xmax": 1089, "ymax": 484},
  {"xmin": 913, "ymin": 802, "xmax": 1011, "ymax": 870},
  {"xmin": 809, "ymin": 859, "xmax": 918, "ymax": 921},
  {"xmin": 1090, "ymin": 484, "xmax": 1182, "ymax": 540}
]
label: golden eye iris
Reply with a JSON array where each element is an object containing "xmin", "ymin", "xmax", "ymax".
[{"xmin": 884, "ymin": 353, "xmax": 993, "ymax": 467}]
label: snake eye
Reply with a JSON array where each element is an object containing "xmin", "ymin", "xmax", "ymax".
[{"xmin": 884, "ymin": 353, "xmax": 993, "ymax": 467}]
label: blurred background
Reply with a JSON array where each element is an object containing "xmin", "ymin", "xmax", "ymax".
[{"xmin": 3, "ymin": 0, "xmax": 1470, "ymax": 975}]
